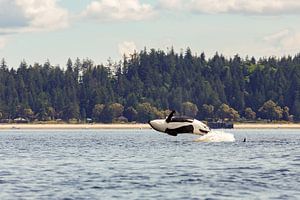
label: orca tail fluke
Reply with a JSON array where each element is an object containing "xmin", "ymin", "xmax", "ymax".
[{"xmin": 166, "ymin": 110, "xmax": 175, "ymax": 123}]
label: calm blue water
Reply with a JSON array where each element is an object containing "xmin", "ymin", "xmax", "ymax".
[{"xmin": 0, "ymin": 129, "xmax": 299, "ymax": 200}]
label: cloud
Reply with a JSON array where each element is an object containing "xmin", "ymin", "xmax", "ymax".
[
  {"xmin": 280, "ymin": 32, "xmax": 300, "ymax": 52},
  {"xmin": 0, "ymin": 0, "xmax": 28, "ymax": 28},
  {"xmin": 159, "ymin": 0, "xmax": 300, "ymax": 15},
  {"xmin": 16, "ymin": 0, "xmax": 69, "ymax": 31},
  {"xmin": 0, "ymin": 37, "xmax": 7, "ymax": 49},
  {"xmin": 263, "ymin": 29, "xmax": 290, "ymax": 43},
  {"xmin": 118, "ymin": 41, "xmax": 137, "ymax": 56},
  {"xmin": 263, "ymin": 29, "xmax": 300, "ymax": 55},
  {"xmin": 0, "ymin": 36, "xmax": 10, "ymax": 49},
  {"xmin": 0, "ymin": 0, "xmax": 69, "ymax": 33},
  {"xmin": 158, "ymin": 0, "xmax": 183, "ymax": 10},
  {"xmin": 82, "ymin": 0, "xmax": 154, "ymax": 21}
]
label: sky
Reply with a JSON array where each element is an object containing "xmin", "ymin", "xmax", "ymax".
[{"xmin": 0, "ymin": 0, "xmax": 300, "ymax": 68}]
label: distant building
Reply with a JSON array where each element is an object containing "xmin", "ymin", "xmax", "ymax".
[
  {"xmin": 13, "ymin": 117, "xmax": 29, "ymax": 123},
  {"xmin": 86, "ymin": 118, "xmax": 93, "ymax": 123}
]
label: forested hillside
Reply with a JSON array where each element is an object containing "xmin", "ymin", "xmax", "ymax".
[{"xmin": 1, "ymin": 48, "xmax": 300, "ymax": 123}]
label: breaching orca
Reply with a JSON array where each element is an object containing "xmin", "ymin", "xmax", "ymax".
[{"xmin": 148, "ymin": 110, "xmax": 211, "ymax": 136}]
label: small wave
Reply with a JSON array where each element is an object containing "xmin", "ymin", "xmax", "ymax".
[{"xmin": 194, "ymin": 130, "xmax": 235, "ymax": 142}]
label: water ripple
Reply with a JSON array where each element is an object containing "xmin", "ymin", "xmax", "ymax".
[{"xmin": 0, "ymin": 129, "xmax": 299, "ymax": 199}]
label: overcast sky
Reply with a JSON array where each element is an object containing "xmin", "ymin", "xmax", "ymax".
[{"xmin": 0, "ymin": 0, "xmax": 300, "ymax": 67}]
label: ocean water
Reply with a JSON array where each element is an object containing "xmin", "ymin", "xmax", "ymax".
[{"xmin": 0, "ymin": 129, "xmax": 299, "ymax": 200}]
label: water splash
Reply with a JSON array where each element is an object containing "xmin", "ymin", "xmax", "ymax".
[{"xmin": 194, "ymin": 130, "xmax": 235, "ymax": 142}]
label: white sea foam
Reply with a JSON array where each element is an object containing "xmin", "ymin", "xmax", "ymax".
[{"xmin": 194, "ymin": 130, "xmax": 235, "ymax": 142}]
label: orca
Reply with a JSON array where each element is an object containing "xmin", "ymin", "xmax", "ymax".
[{"xmin": 148, "ymin": 110, "xmax": 211, "ymax": 136}]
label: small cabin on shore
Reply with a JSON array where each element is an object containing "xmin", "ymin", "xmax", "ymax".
[{"xmin": 13, "ymin": 117, "xmax": 29, "ymax": 123}]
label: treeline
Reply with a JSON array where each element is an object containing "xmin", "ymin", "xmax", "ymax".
[{"xmin": 1, "ymin": 48, "xmax": 300, "ymax": 123}]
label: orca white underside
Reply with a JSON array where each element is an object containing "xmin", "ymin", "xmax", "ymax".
[{"xmin": 148, "ymin": 111, "xmax": 211, "ymax": 136}]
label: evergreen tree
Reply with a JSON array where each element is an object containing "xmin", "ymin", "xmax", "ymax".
[{"xmin": 0, "ymin": 48, "xmax": 300, "ymax": 122}]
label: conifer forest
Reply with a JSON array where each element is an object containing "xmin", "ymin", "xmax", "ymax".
[{"xmin": 1, "ymin": 48, "xmax": 300, "ymax": 123}]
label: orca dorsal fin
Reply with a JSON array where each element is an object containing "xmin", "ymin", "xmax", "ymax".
[{"xmin": 166, "ymin": 110, "xmax": 175, "ymax": 123}]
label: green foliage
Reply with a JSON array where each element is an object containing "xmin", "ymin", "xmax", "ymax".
[
  {"xmin": 244, "ymin": 107, "xmax": 256, "ymax": 120},
  {"xmin": 282, "ymin": 106, "xmax": 291, "ymax": 121},
  {"xmin": 200, "ymin": 104, "xmax": 214, "ymax": 119},
  {"xmin": 23, "ymin": 108, "xmax": 34, "ymax": 121},
  {"xmin": 217, "ymin": 104, "xmax": 240, "ymax": 121},
  {"xmin": 124, "ymin": 107, "xmax": 137, "ymax": 122},
  {"xmin": 136, "ymin": 103, "xmax": 161, "ymax": 123},
  {"xmin": 100, "ymin": 105, "xmax": 113, "ymax": 123},
  {"xmin": 1, "ymin": 50, "xmax": 300, "ymax": 122},
  {"xmin": 47, "ymin": 107, "xmax": 56, "ymax": 120},
  {"xmin": 258, "ymin": 100, "xmax": 283, "ymax": 120},
  {"xmin": 92, "ymin": 104, "xmax": 105, "ymax": 122},
  {"xmin": 92, "ymin": 103, "xmax": 125, "ymax": 123},
  {"xmin": 109, "ymin": 103, "xmax": 124, "ymax": 119},
  {"xmin": 62, "ymin": 103, "xmax": 80, "ymax": 121},
  {"xmin": 182, "ymin": 101, "xmax": 198, "ymax": 117}
]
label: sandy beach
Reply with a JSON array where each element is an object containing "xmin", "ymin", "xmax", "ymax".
[
  {"xmin": 234, "ymin": 123, "xmax": 300, "ymax": 129},
  {"xmin": 1, "ymin": 123, "xmax": 300, "ymax": 130},
  {"xmin": 0, "ymin": 123, "xmax": 151, "ymax": 130}
]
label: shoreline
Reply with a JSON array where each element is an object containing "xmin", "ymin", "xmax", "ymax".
[
  {"xmin": 0, "ymin": 123, "xmax": 150, "ymax": 130},
  {"xmin": 234, "ymin": 123, "xmax": 300, "ymax": 129},
  {"xmin": 1, "ymin": 123, "xmax": 300, "ymax": 130}
]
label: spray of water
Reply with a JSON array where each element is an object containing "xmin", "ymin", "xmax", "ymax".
[{"xmin": 194, "ymin": 130, "xmax": 235, "ymax": 142}]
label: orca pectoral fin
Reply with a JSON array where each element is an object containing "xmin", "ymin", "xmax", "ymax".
[
  {"xmin": 165, "ymin": 129, "xmax": 178, "ymax": 136},
  {"xmin": 167, "ymin": 132, "xmax": 178, "ymax": 136}
]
